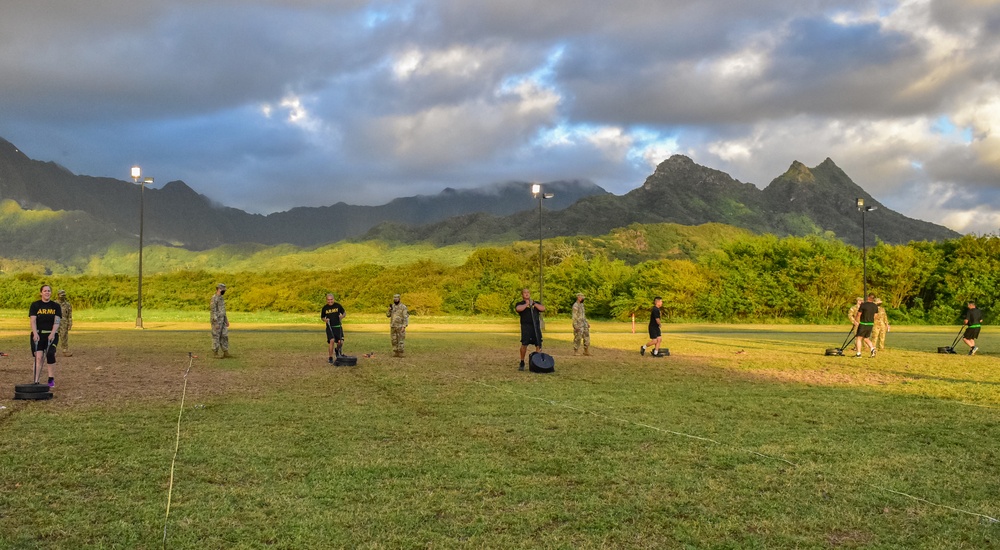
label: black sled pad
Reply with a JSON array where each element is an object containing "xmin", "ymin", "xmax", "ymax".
[{"xmin": 529, "ymin": 352, "xmax": 555, "ymax": 373}]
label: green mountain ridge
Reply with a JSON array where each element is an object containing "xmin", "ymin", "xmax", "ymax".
[
  {"xmin": 365, "ymin": 155, "xmax": 958, "ymax": 247},
  {"xmin": 0, "ymin": 136, "xmax": 606, "ymax": 255},
  {"xmin": 0, "ymin": 136, "xmax": 959, "ymax": 270}
]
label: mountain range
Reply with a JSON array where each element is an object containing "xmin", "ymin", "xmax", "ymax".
[
  {"xmin": 365, "ymin": 155, "xmax": 958, "ymax": 247},
  {"xmin": 0, "ymin": 137, "xmax": 605, "ymax": 252},
  {"xmin": 0, "ymin": 135, "xmax": 958, "ymax": 264}
]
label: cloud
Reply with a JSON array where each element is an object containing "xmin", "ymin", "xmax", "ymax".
[{"xmin": 0, "ymin": 0, "xmax": 997, "ymax": 233}]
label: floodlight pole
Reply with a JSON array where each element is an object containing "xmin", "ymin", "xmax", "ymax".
[
  {"xmin": 132, "ymin": 166, "xmax": 153, "ymax": 329},
  {"xmin": 531, "ymin": 184, "xmax": 554, "ymax": 304},
  {"xmin": 857, "ymin": 198, "xmax": 876, "ymax": 297}
]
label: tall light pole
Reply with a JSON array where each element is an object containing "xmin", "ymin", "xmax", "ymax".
[
  {"xmin": 857, "ymin": 197, "xmax": 876, "ymax": 297},
  {"xmin": 531, "ymin": 183, "xmax": 554, "ymax": 304},
  {"xmin": 132, "ymin": 166, "xmax": 153, "ymax": 329}
]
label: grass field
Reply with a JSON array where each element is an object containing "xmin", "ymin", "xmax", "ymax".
[{"xmin": 1, "ymin": 318, "xmax": 999, "ymax": 548}]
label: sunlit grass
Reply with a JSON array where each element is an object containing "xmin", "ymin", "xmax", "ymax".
[{"xmin": 1, "ymin": 323, "xmax": 998, "ymax": 548}]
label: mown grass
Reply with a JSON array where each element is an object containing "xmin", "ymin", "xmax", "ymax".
[{"xmin": 1, "ymin": 323, "xmax": 998, "ymax": 548}]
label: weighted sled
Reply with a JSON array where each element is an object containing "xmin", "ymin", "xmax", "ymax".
[
  {"xmin": 15, "ymin": 383, "xmax": 50, "ymax": 393},
  {"xmin": 334, "ymin": 355, "xmax": 358, "ymax": 366},
  {"xmin": 528, "ymin": 352, "xmax": 555, "ymax": 373},
  {"xmin": 14, "ymin": 391, "xmax": 53, "ymax": 400}
]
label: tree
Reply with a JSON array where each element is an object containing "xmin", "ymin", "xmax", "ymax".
[{"xmin": 868, "ymin": 241, "xmax": 940, "ymax": 309}]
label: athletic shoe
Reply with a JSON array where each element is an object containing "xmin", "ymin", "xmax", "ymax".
[
  {"xmin": 519, "ymin": 361, "xmax": 525, "ymax": 371},
  {"xmin": 971, "ymin": 346, "xmax": 979, "ymax": 356},
  {"xmin": 328, "ymin": 357, "xmax": 334, "ymax": 364},
  {"xmin": 870, "ymin": 348, "xmax": 877, "ymax": 358},
  {"xmin": 854, "ymin": 352, "xmax": 862, "ymax": 358},
  {"xmin": 48, "ymin": 377, "xmax": 54, "ymax": 389},
  {"xmin": 640, "ymin": 345, "xmax": 646, "ymax": 356}
]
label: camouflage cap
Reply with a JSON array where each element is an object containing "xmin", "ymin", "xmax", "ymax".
[
  {"xmin": 576, "ymin": 292, "xmax": 585, "ymax": 297},
  {"xmin": 217, "ymin": 283, "xmax": 226, "ymax": 290},
  {"xmin": 57, "ymin": 289, "xmax": 67, "ymax": 296},
  {"xmin": 393, "ymin": 294, "xmax": 401, "ymax": 300}
]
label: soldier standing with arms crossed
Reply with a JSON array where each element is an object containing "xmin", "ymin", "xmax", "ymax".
[
  {"xmin": 872, "ymin": 298, "xmax": 890, "ymax": 350},
  {"xmin": 572, "ymin": 292, "xmax": 590, "ymax": 355},
  {"xmin": 211, "ymin": 283, "xmax": 230, "ymax": 358},
  {"xmin": 56, "ymin": 289, "xmax": 73, "ymax": 357},
  {"xmin": 387, "ymin": 293, "xmax": 409, "ymax": 357}
]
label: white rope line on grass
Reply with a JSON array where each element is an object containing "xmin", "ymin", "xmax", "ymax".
[
  {"xmin": 162, "ymin": 352, "xmax": 194, "ymax": 548},
  {"xmin": 873, "ymin": 486, "xmax": 1000, "ymax": 523}
]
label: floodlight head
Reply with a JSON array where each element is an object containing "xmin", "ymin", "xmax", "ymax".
[
  {"xmin": 542, "ymin": 193, "xmax": 554, "ymax": 199},
  {"xmin": 131, "ymin": 166, "xmax": 141, "ymax": 180},
  {"xmin": 143, "ymin": 177, "xmax": 154, "ymax": 185},
  {"xmin": 531, "ymin": 183, "xmax": 541, "ymax": 195},
  {"xmin": 856, "ymin": 197, "xmax": 864, "ymax": 209}
]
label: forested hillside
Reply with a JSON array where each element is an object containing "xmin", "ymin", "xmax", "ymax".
[{"xmin": 2, "ymin": 225, "xmax": 995, "ymax": 325}]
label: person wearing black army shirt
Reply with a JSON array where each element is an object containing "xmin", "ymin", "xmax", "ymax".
[
  {"xmin": 321, "ymin": 293, "xmax": 347, "ymax": 364},
  {"xmin": 854, "ymin": 293, "xmax": 879, "ymax": 358},
  {"xmin": 29, "ymin": 284, "xmax": 62, "ymax": 388},
  {"xmin": 962, "ymin": 300, "xmax": 983, "ymax": 355},
  {"xmin": 641, "ymin": 297, "xmax": 664, "ymax": 357},
  {"xmin": 514, "ymin": 288, "xmax": 545, "ymax": 371}
]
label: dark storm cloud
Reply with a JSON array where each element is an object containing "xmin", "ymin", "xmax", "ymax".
[{"xmin": 0, "ymin": 0, "xmax": 998, "ymax": 231}]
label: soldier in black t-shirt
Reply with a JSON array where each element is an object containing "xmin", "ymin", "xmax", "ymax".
[
  {"xmin": 321, "ymin": 293, "xmax": 347, "ymax": 364},
  {"xmin": 514, "ymin": 288, "xmax": 545, "ymax": 371},
  {"xmin": 854, "ymin": 293, "xmax": 878, "ymax": 358},
  {"xmin": 641, "ymin": 297, "xmax": 664, "ymax": 357},
  {"xmin": 962, "ymin": 300, "xmax": 983, "ymax": 355},
  {"xmin": 28, "ymin": 284, "xmax": 62, "ymax": 387}
]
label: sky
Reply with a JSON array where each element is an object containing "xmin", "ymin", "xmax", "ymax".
[{"xmin": 1, "ymin": 0, "xmax": 999, "ymax": 234}]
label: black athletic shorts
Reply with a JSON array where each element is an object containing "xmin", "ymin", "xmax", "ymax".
[
  {"xmin": 28, "ymin": 333, "xmax": 59, "ymax": 364},
  {"xmin": 964, "ymin": 326, "xmax": 981, "ymax": 340},
  {"xmin": 520, "ymin": 326, "xmax": 541, "ymax": 347},
  {"xmin": 648, "ymin": 326, "xmax": 661, "ymax": 339},
  {"xmin": 326, "ymin": 325, "xmax": 344, "ymax": 342},
  {"xmin": 856, "ymin": 324, "xmax": 873, "ymax": 338}
]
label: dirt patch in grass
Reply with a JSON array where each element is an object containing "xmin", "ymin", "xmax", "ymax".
[
  {"xmin": 0, "ymin": 348, "xmax": 270, "ymax": 411},
  {"xmin": 734, "ymin": 367, "xmax": 909, "ymax": 387}
]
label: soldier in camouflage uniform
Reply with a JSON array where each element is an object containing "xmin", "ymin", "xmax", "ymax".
[
  {"xmin": 387, "ymin": 293, "xmax": 408, "ymax": 357},
  {"xmin": 210, "ymin": 283, "xmax": 230, "ymax": 358},
  {"xmin": 872, "ymin": 298, "xmax": 890, "ymax": 350},
  {"xmin": 572, "ymin": 292, "xmax": 590, "ymax": 355},
  {"xmin": 847, "ymin": 297, "xmax": 862, "ymax": 330},
  {"xmin": 56, "ymin": 289, "xmax": 73, "ymax": 357}
]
